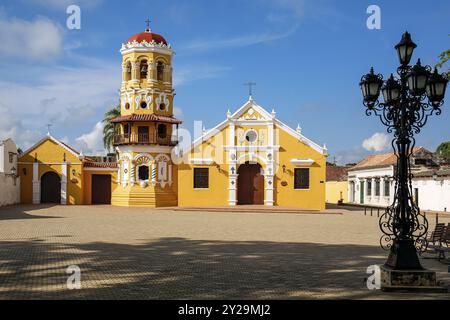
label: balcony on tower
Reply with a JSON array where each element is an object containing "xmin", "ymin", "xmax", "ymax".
[{"xmin": 111, "ymin": 113, "xmax": 181, "ymax": 147}]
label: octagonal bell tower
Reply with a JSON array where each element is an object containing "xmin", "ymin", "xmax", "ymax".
[{"xmin": 111, "ymin": 23, "xmax": 182, "ymax": 207}]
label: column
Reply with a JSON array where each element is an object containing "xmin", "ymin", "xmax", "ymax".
[
  {"xmin": 117, "ymin": 163, "xmax": 121, "ymax": 184},
  {"xmin": 168, "ymin": 164, "xmax": 173, "ymax": 186},
  {"xmin": 130, "ymin": 160, "xmax": 135, "ymax": 186},
  {"xmin": 264, "ymin": 174, "xmax": 274, "ymax": 206},
  {"xmin": 151, "ymin": 161, "xmax": 157, "ymax": 186},
  {"xmin": 228, "ymin": 164, "xmax": 237, "ymax": 206},
  {"xmin": 130, "ymin": 61, "xmax": 140, "ymax": 85},
  {"xmin": 32, "ymin": 162, "xmax": 40, "ymax": 204},
  {"xmin": 228, "ymin": 121, "xmax": 237, "ymax": 206},
  {"xmin": 61, "ymin": 162, "xmax": 67, "ymax": 205}
]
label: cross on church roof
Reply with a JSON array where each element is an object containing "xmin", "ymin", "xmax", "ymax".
[
  {"xmin": 243, "ymin": 82, "xmax": 256, "ymax": 99},
  {"xmin": 47, "ymin": 124, "xmax": 52, "ymax": 136}
]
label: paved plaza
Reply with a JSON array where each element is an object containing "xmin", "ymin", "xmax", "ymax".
[{"xmin": 0, "ymin": 205, "xmax": 449, "ymax": 299}]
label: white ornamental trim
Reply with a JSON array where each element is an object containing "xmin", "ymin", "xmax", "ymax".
[
  {"xmin": 290, "ymin": 158, "xmax": 315, "ymax": 166},
  {"xmin": 190, "ymin": 158, "xmax": 214, "ymax": 165},
  {"xmin": 120, "ymin": 40, "xmax": 173, "ymax": 54}
]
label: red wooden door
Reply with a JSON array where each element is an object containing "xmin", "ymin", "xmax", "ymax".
[{"xmin": 237, "ymin": 162, "xmax": 264, "ymax": 205}]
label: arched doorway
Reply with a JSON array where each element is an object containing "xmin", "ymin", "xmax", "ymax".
[
  {"xmin": 237, "ymin": 161, "xmax": 264, "ymax": 205},
  {"xmin": 41, "ymin": 172, "xmax": 61, "ymax": 204}
]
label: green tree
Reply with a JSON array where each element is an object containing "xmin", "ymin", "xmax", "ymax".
[
  {"xmin": 437, "ymin": 34, "xmax": 450, "ymax": 79},
  {"xmin": 102, "ymin": 104, "xmax": 121, "ymax": 153},
  {"xmin": 436, "ymin": 141, "xmax": 450, "ymax": 160}
]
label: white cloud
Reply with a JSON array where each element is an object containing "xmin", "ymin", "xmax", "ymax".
[
  {"xmin": 25, "ymin": 0, "xmax": 103, "ymax": 10},
  {"xmin": 75, "ymin": 121, "xmax": 104, "ymax": 155},
  {"xmin": 182, "ymin": 25, "xmax": 297, "ymax": 52},
  {"xmin": 362, "ymin": 132, "xmax": 391, "ymax": 152},
  {"xmin": 173, "ymin": 107, "xmax": 183, "ymax": 118},
  {"xmin": 0, "ymin": 54, "xmax": 119, "ymax": 152},
  {"xmin": 0, "ymin": 103, "xmax": 42, "ymax": 150},
  {"xmin": 0, "ymin": 15, "xmax": 63, "ymax": 60},
  {"xmin": 268, "ymin": 0, "xmax": 305, "ymax": 18},
  {"xmin": 173, "ymin": 64, "xmax": 231, "ymax": 86}
]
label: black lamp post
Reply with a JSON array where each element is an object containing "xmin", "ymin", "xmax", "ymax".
[{"xmin": 360, "ymin": 32, "xmax": 448, "ymax": 273}]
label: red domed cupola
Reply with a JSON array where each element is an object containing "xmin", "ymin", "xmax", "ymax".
[
  {"xmin": 127, "ymin": 21, "xmax": 168, "ymax": 45},
  {"xmin": 127, "ymin": 31, "xmax": 168, "ymax": 45}
]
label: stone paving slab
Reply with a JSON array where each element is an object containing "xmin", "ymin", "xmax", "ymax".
[{"xmin": 0, "ymin": 204, "xmax": 449, "ymax": 300}]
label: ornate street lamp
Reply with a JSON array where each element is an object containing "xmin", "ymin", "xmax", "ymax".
[
  {"xmin": 360, "ymin": 32, "xmax": 448, "ymax": 290},
  {"xmin": 394, "ymin": 31, "xmax": 416, "ymax": 66}
]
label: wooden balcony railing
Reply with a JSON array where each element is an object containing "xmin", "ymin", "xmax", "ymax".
[{"xmin": 113, "ymin": 133, "xmax": 178, "ymax": 146}]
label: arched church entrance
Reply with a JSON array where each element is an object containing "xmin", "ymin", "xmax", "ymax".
[
  {"xmin": 237, "ymin": 161, "xmax": 264, "ymax": 205},
  {"xmin": 40, "ymin": 172, "xmax": 61, "ymax": 204}
]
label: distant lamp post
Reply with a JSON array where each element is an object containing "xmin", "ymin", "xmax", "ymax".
[
  {"xmin": 360, "ymin": 32, "xmax": 448, "ymax": 290},
  {"xmin": 10, "ymin": 166, "xmax": 17, "ymax": 186}
]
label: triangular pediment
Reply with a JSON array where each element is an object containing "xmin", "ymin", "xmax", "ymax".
[{"xmin": 230, "ymin": 99, "xmax": 273, "ymax": 121}]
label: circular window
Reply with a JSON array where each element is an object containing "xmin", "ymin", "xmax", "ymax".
[
  {"xmin": 159, "ymin": 103, "xmax": 166, "ymax": 111},
  {"xmin": 245, "ymin": 130, "xmax": 258, "ymax": 143},
  {"xmin": 125, "ymin": 103, "xmax": 130, "ymax": 110},
  {"xmin": 140, "ymin": 101, "xmax": 147, "ymax": 109}
]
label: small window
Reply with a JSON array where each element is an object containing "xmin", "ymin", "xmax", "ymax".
[
  {"xmin": 384, "ymin": 179, "xmax": 390, "ymax": 196},
  {"xmin": 159, "ymin": 103, "xmax": 166, "ymax": 111},
  {"xmin": 367, "ymin": 180, "xmax": 372, "ymax": 196},
  {"xmin": 140, "ymin": 101, "xmax": 147, "ymax": 109},
  {"xmin": 157, "ymin": 61, "xmax": 164, "ymax": 81},
  {"xmin": 9, "ymin": 152, "xmax": 14, "ymax": 163},
  {"xmin": 157, "ymin": 124, "xmax": 167, "ymax": 139},
  {"xmin": 245, "ymin": 130, "xmax": 257, "ymax": 143},
  {"xmin": 414, "ymin": 159, "xmax": 427, "ymax": 165},
  {"xmin": 375, "ymin": 179, "xmax": 380, "ymax": 196},
  {"xmin": 194, "ymin": 168, "xmax": 209, "ymax": 189},
  {"xmin": 125, "ymin": 102, "xmax": 130, "ymax": 110},
  {"xmin": 140, "ymin": 60, "xmax": 148, "ymax": 79},
  {"xmin": 294, "ymin": 168, "xmax": 309, "ymax": 189},
  {"xmin": 123, "ymin": 124, "xmax": 129, "ymax": 135},
  {"xmin": 138, "ymin": 165, "xmax": 149, "ymax": 181}
]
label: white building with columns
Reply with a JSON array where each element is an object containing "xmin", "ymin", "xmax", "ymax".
[
  {"xmin": 0, "ymin": 138, "xmax": 20, "ymax": 206},
  {"xmin": 348, "ymin": 147, "xmax": 444, "ymax": 208}
]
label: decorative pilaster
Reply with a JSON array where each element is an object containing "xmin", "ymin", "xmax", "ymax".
[
  {"xmin": 151, "ymin": 161, "xmax": 157, "ymax": 186},
  {"xmin": 168, "ymin": 164, "xmax": 173, "ymax": 186},
  {"xmin": 32, "ymin": 162, "xmax": 40, "ymax": 204},
  {"xmin": 130, "ymin": 160, "xmax": 135, "ymax": 186},
  {"xmin": 264, "ymin": 175, "xmax": 274, "ymax": 206},
  {"xmin": 61, "ymin": 162, "xmax": 67, "ymax": 205},
  {"xmin": 117, "ymin": 163, "xmax": 121, "ymax": 184}
]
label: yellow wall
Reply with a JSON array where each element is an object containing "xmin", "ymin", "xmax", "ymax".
[
  {"xmin": 274, "ymin": 125, "xmax": 326, "ymax": 209},
  {"xmin": 325, "ymin": 181, "xmax": 348, "ymax": 204}
]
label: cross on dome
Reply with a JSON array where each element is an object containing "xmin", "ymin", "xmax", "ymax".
[{"xmin": 145, "ymin": 18, "xmax": 151, "ymax": 32}]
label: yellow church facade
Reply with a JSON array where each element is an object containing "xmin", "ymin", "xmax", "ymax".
[
  {"xmin": 177, "ymin": 98, "xmax": 327, "ymax": 209},
  {"xmin": 17, "ymin": 26, "xmax": 327, "ymax": 210}
]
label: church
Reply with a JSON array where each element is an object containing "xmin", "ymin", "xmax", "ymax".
[{"xmin": 18, "ymin": 26, "xmax": 327, "ymax": 210}]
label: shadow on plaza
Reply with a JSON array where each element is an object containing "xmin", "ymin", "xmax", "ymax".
[
  {"xmin": 0, "ymin": 236, "xmax": 399, "ymax": 299},
  {"xmin": 0, "ymin": 204, "xmax": 62, "ymax": 221}
]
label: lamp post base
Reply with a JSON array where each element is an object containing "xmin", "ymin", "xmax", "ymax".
[
  {"xmin": 385, "ymin": 239, "xmax": 423, "ymax": 270},
  {"xmin": 380, "ymin": 265, "xmax": 447, "ymax": 292}
]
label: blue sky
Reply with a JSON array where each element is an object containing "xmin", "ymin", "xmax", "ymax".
[{"xmin": 0, "ymin": 0, "xmax": 448, "ymax": 164}]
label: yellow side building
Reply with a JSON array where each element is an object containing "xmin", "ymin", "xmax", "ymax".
[
  {"xmin": 18, "ymin": 134, "xmax": 117, "ymax": 205},
  {"xmin": 325, "ymin": 166, "xmax": 349, "ymax": 204}
]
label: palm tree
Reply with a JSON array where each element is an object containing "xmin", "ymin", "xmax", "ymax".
[{"xmin": 102, "ymin": 103, "xmax": 121, "ymax": 153}]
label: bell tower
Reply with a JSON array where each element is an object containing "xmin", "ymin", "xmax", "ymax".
[{"xmin": 111, "ymin": 22, "xmax": 181, "ymax": 207}]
